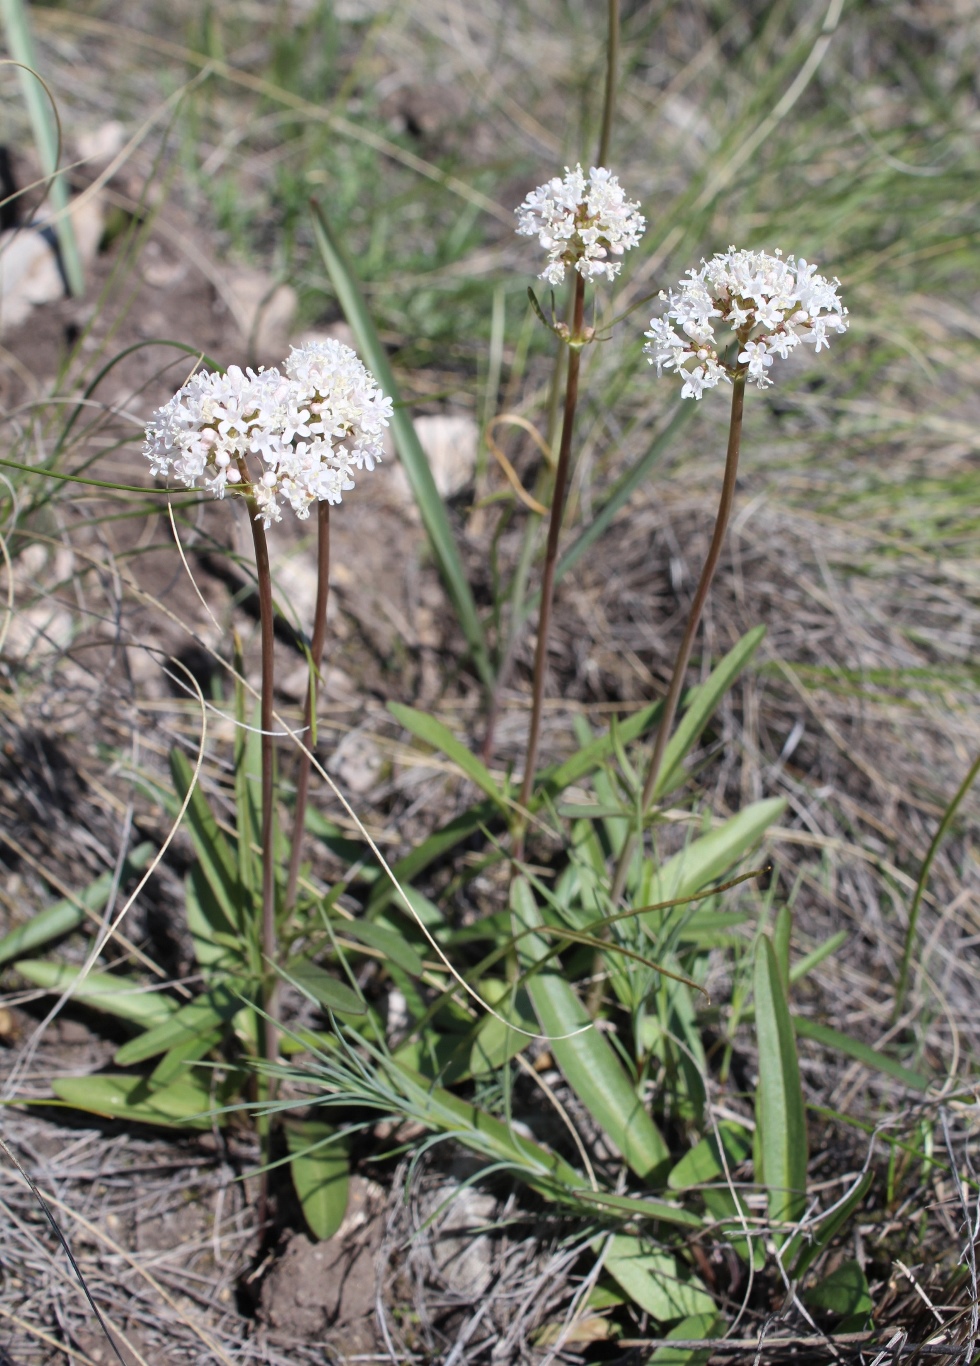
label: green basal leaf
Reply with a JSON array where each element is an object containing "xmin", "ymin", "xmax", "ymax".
[
  {"xmin": 388, "ymin": 703, "xmax": 507, "ymax": 810},
  {"xmin": 0, "ymin": 843, "xmax": 154, "ymax": 968},
  {"xmin": 648, "ymin": 1313, "xmax": 725, "ymax": 1365},
  {"xmin": 640, "ymin": 799, "xmax": 785, "ymax": 925},
  {"xmin": 337, "ymin": 918, "xmax": 424, "ymax": 976},
  {"xmin": 286, "ymin": 1120, "xmax": 350, "ymax": 1241},
  {"xmin": 114, "ymin": 983, "xmax": 243, "ymax": 1066},
  {"xmin": 51, "ymin": 1074, "xmax": 223, "ymax": 1129},
  {"xmin": 149, "ymin": 1028, "xmax": 224, "ymax": 1087},
  {"xmin": 604, "ymin": 1236, "xmax": 715, "ymax": 1322},
  {"xmin": 14, "ymin": 960, "xmax": 176, "ymax": 1027},
  {"xmin": 754, "ymin": 936, "xmax": 808, "ymax": 1225},
  {"xmin": 511, "ymin": 876, "xmax": 670, "ymax": 1182},
  {"xmin": 668, "ymin": 1122, "xmax": 753, "ymax": 1191},
  {"xmin": 286, "ymin": 957, "xmax": 367, "ymax": 1015},
  {"xmin": 804, "ymin": 1259, "xmax": 873, "ymax": 1321}
]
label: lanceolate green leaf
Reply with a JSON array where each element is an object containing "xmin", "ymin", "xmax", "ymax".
[
  {"xmin": 511, "ymin": 876, "xmax": 670, "ymax": 1181},
  {"xmin": 286, "ymin": 957, "xmax": 367, "ymax": 1016},
  {"xmin": 337, "ymin": 919, "xmax": 423, "ymax": 976},
  {"xmin": 656, "ymin": 627, "xmax": 766, "ymax": 798},
  {"xmin": 0, "ymin": 843, "xmax": 154, "ymax": 967},
  {"xmin": 388, "ymin": 703, "xmax": 506, "ymax": 809},
  {"xmin": 754, "ymin": 936, "xmax": 807, "ymax": 1225},
  {"xmin": 286, "ymin": 1121, "xmax": 349, "ymax": 1241},
  {"xmin": 14, "ymin": 960, "xmax": 177, "ymax": 1027},
  {"xmin": 640, "ymin": 799, "xmax": 785, "ymax": 928},
  {"xmin": 668, "ymin": 1122, "xmax": 752, "ymax": 1191},
  {"xmin": 51, "ymin": 1074, "xmax": 223, "ymax": 1129},
  {"xmin": 114, "ymin": 983, "xmax": 243, "ymax": 1066},
  {"xmin": 310, "ymin": 202, "xmax": 492, "ymax": 689},
  {"xmin": 603, "ymin": 1236, "xmax": 714, "ymax": 1322}
]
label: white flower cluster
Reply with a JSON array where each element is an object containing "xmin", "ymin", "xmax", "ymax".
[
  {"xmin": 144, "ymin": 340, "xmax": 392, "ymax": 526},
  {"xmin": 515, "ymin": 164, "xmax": 645, "ymax": 287},
  {"xmin": 644, "ymin": 247, "xmax": 848, "ymax": 400}
]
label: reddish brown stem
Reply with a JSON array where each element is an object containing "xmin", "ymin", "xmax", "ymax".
[
  {"xmin": 609, "ymin": 370, "xmax": 747, "ymax": 906},
  {"xmin": 284, "ymin": 500, "xmax": 330, "ymax": 915},
  {"xmin": 242, "ymin": 495, "xmax": 279, "ymax": 1055},
  {"xmin": 517, "ymin": 274, "xmax": 586, "ymax": 832}
]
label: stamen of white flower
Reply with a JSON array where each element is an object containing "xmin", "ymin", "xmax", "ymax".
[
  {"xmin": 643, "ymin": 246, "xmax": 848, "ymax": 399},
  {"xmin": 515, "ymin": 164, "xmax": 645, "ymax": 287}
]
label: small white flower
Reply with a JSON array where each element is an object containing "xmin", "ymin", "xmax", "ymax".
[
  {"xmin": 515, "ymin": 164, "xmax": 645, "ymax": 286},
  {"xmin": 644, "ymin": 246, "xmax": 848, "ymax": 399},
  {"xmin": 144, "ymin": 341, "xmax": 391, "ymax": 528}
]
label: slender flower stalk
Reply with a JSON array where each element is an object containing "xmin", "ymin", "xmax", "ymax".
[
  {"xmin": 284, "ymin": 499, "xmax": 330, "ymax": 914},
  {"xmin": 517, "ymin": 272, "xmax": 586, "ymax": 822},
  {"xmin": 609, "ymin": 247, "xmax": 848, "ymax": 906},
  {"xmin": 143, "ymin": 339, "xmax": 391, "ymax": 1040},
  {"xmin": 609, "ymin": 371, "xmax": 746, "ymax": 905},
  {"xmin": 239, "ymin": 469, "xmax": 281, "ymax": 1057},
  {"xmin": 511, "ymin": 167, "xmax": 644, "ymax": 838}
]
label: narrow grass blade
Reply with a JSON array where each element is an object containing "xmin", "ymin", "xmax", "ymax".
[
  {"xmin": 310, "ymin": 202, "xmax": 492, "ymax": 688},
  {"xmin": 512, "ymin": 875, "xmax": 670, "ymax": 1181},
  {"xmin": 0, "ymin": 0, "xmax": 84, "ymax": 294},
  {"xmin": 753, "ymin": 936, "xmax": 807, "ymax": 1225},
  {"xmin": 895, "ymin": 750, "xmax": 980, "ymax": 1018},
  {"xmin": 793, "ymin": 1018, "xmax": 929, "ymax": 1091}
]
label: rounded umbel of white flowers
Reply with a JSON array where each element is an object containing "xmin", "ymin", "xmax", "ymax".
[
  {"xmin": 143, "ymin": 341, "xmax": 392, "ymax": 526},
  {"xmin": 644, "ymin": 247, "xmax": 848, "ymax": 399},
  {"xmin": 515, "ymin": 164, "xmax": 646, "ymax": 287}
]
